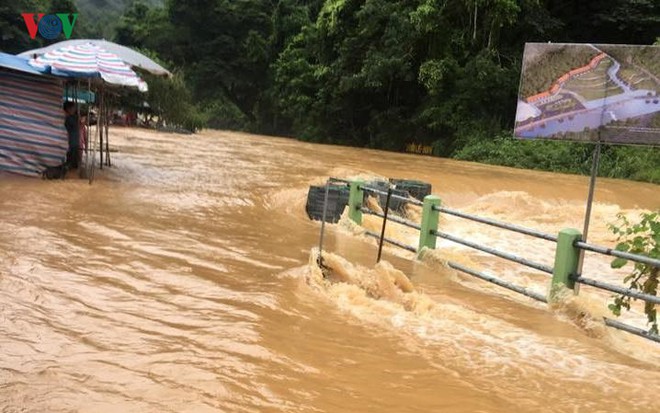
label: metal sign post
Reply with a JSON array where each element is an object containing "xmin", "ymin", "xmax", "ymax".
[
  {"xmin": 576, "ymin": 141, "xmax": 602, "ymax": 280},
  {"xmin": 582, "ymin": 141, "xmax": 602, "ymax": 243},
  {"xmin": 578, "ymin": 48, "xmax": 609, "ymax": 279}
]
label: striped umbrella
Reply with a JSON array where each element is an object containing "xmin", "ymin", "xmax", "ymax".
[
  {"xmin": 29, "ymin": 43, "xmax": 148, "ymax": 92},
  {"xmin": 20, "ymin": 39, "xmax": 171, "ymax": 77}
]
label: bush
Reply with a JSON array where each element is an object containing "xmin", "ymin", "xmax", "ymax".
[
  {"xmin": 453, "ymin": 134, "xmax": 660, "ymax": 183},
  {"xmin": 202, "ymin": 100, "xmax": 250, "ymax": 131},
  {"xmin": 608, "ymin": 212, "xmax": 660, "ymax": 334},
  {"xmin": 145, "ymin": 72, "xmax": 207, "ymax": 132}
]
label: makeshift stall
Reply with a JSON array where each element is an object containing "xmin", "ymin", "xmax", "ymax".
[
  {"xmin": 0, "ymin": 52, "xmax": 68, "ymax": 177},
  {"xmin": 29, "ymin": 43, "xmax": 150, "ymax": 183}
]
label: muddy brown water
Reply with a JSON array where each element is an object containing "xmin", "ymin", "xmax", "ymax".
[{"xmin": 1, "ymin": 128, "xmax": 659, "ymax": 413}]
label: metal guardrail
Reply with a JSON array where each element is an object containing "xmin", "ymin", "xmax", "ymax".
[
  {"xmin": 408, "ymin": 198, "xmax": 424, "ymax": 207},
  {"xmin": 570, "ymin": 240, "xmax": 659, "ymax": 343},
  {"xmin": 319, "ymin": 178, "xmax": 660, "ymax": 344},
  {"xmin": 572, "ymin": 275, "xmax": 660, "ymax": 305},
  {"xmin": 327, "ymin": 177, "xmax": 350, "ymax": 186},
  {"xmin": 434, "ymin": 205, "xmax": 558, "ymax": 242},
  {"xmin": 364, "ymin": 230, "xmax": 417, "ymax": 253},
  {"xmin": 603, "ymin": 318, "xmax": 660, "ymax": 344},
  {"xmin": 575, "ymin": 241, "xmax": 660, "ymax": 268},
  {"xmin": 448, "ymin": 261, "xmax": 548, "ymax": 303},
  {"xmin": 431, "ymin": 230, "xmax": 554, "ymax": 275},
  {"xmin": 359, "ymin": 191, "xmax": 554, "ymax": 309},
  {"xmin": 361, "ymin": 208, "xmax": 422, "ymax": 231},
  {"xmin": 360, "ymin": 185, "xmax": 423, "ymax": 206}
]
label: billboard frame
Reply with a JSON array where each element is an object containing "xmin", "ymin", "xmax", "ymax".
[{"xmin": 515, "ymin": 42, "xmax": 659, "ymax": 276}]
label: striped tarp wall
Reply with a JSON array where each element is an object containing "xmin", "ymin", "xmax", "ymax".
[{"xmin": 0, "ymin": 69, "xmax": 67, "ymax": 177}]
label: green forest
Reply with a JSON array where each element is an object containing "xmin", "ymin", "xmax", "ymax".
[{"xmin": 1, "ymin": 0, "xmax": 659, "ymax": 182}]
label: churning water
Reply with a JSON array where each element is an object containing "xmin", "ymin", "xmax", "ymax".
[{"xmin": 1, "ymin": 128, "xmax": 659, "ymax": 412}]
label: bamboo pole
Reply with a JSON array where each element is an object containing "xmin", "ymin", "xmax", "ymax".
[
  {"xmin": 99, "ymin": 85, "xmax": 104, "ymax": 170},
  {"xmin": 105, "ymin": 97, "xmax": 111, "ymax": 167}
]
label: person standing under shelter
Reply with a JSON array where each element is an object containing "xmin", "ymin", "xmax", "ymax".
[{"xmin": 63, "ymin": 101, "xmax": 80, "ymax": 170}]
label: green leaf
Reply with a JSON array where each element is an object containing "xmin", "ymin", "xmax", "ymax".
[
  {"xmin": 611, "ymin": 258, "xmax": 628, "ymax": 269},
  {"xmin": 614, "ymin": 242, "xmax": 630, "ymax": 252},
  {"xmin": 608, "ymin": 303, "xmax": 621, "ymax": 316}
]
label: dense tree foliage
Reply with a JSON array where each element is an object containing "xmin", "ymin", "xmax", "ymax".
[
  {"xmin": 75, "ymin": 0, "xmax": 162, "ymax": 38},
  {"xmin": 109, "ymin": 1, "xmax": 658, "ymax": 153},
  {"xmin": 1, "ymin": 0, "xmax": 659, "ymax": 180}
]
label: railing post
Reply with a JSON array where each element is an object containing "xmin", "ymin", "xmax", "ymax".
[
  {"xmin": 418, "ymin": 195, "xmax": 441, "ymax": 256},
  {"xmin": 549, "ymin": 228, "xmax": 582, "ymax": 302},
  {"xmin": 348, "ymin": 179, "xmax": 364, "ymax": 225}
]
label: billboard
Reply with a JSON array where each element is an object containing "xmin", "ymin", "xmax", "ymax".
[{"xmin": 514, "ymin": 43, "xmax": 660, "ymax": 146}]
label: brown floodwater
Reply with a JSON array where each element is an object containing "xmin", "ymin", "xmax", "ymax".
[{"xmin": 1, "ymin": 128, "xmax": 659, "ymax": 413}]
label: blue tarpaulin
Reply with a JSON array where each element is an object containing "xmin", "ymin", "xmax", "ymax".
[{"xmin": 0, "ymin": 52, "xmax": 48, "ymax": 76}]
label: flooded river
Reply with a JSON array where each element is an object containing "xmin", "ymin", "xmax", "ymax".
[{"xmin": 1, "ymin": 128, "xmax": 659, "ymax": 413}]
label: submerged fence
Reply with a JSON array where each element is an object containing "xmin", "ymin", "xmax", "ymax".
[{"xmin": 317, "ymin": 178, "xmax": 660, "ymax": 344}]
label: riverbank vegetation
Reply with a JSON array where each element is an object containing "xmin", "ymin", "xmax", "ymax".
[
  {"xmin": 2, "ymin": 0, "xmax": 658, "ymax": 182},
  {"xmin": 608, "ymin": 211, "xmax": 659, "ymax": 334},
  {"xmin": 455, "ymin": 134, "xmax": 660, "ymax": 183}
]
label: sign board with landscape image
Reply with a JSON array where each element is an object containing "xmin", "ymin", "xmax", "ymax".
[{"xmin": 514, "ymin": 43, "xmax": 660, "ymax": 146}]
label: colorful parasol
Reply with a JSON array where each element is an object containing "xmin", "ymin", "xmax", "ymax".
[{"xmin": 29, "ymin": 43, "xmax": 148, "ymax": 92}]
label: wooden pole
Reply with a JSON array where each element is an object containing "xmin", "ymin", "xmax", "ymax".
[
  {"xmin": 105, "ymin": 98, "xmax": 111, "ymax": 167},
  {"xmin": 99, "ymin": 85, "xmax": 104, "ymax": 169},
  {"xmin": 376, "ymin": 187, "xmax": 393, "ymax": 263}
]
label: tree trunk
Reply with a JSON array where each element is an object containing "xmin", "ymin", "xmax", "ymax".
[{"xmin": 473, "ymin": 0, "xmax": 478, "ymax": 42}]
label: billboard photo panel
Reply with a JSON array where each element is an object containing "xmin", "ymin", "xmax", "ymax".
[{"xmin": 514, "ymin": 43, "xmax": 660, "ymax": 146}]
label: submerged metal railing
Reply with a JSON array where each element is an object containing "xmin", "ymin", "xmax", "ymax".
[
  {"xmin": 430, "ymin": 229, "xmax": 554, "ymax": 275},
  {"xmin": 575, "ymin": 240, "xmax": 660, "ymax": 268},
  {"xmin": 571, "ymin": 275, "xmax": 660, "ymax": 305},
  {"xmin": 570, "ymin": 240, "xmax": 660, "ymax": 343},
  {"xmin": 364, "ymin": 230, "xmax": 417, "ymax": 253},
  {"xmin": 447, "ymin": 261, "xmax": 548, "ymax": 303},
  {"xmin": 317, "ymin": 177, "xmax": 660, "ymax": 344},
  {"xmin": 434, "ymin": 205, "xmax": 558, "ymax": 242},
  {"xmin": 361, "ymin": 207, "xmax": 421, "ymax": 231},
  {"xmin": 603, "ymin": 318, "xmax": 660, "ymax": 344},
  {"xmin": 360, "ymin": 184, "xmax": 423, "ymax": 207}
]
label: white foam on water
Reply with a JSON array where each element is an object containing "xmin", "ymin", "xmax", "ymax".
[{"xmin": 298, "ymin": 249, "xmax": 660, "ymax": 413}]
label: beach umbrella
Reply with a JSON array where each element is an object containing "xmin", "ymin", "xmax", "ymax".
[
  {"xmin": 20, "ymin": 39, "xmax": 170, "ymax": 77},
  {"xmin": 28, "ymin": 43, "xmax": 150, "ymax": 182},
  {"xmin": 29, "ymin": 43, "xmax": 148, "ymax": 91}
]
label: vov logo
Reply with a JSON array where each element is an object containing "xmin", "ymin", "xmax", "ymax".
[{"xmin": 21, "ymin": 13, "xmax": 78, "ymax": 40}]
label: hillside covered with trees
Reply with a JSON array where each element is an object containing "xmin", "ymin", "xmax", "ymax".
[{"xmin": 1, "ymin": 0, "xmax": 659, "ymax": 181}]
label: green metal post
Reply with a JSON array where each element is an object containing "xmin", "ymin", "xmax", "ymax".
[
  {"xmin": 348, "ymin": 179, "xmax": 364, "ymax": 225},
  {"xmin": 418, "ymin": 195, "xmax": 441, "ymax": 255},
  {"xmin": 549, "ymin": 228, "xmax": 582, "ymax": 302}
]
